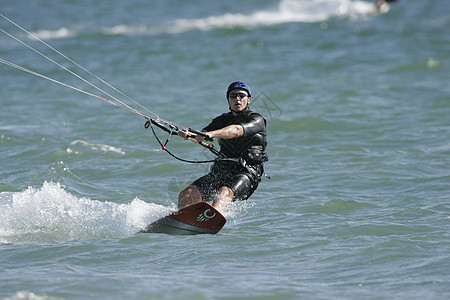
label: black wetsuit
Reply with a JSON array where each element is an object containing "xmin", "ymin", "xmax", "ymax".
[{"xmin": 192, "ymin": 108, "xmax": 268, "ymax": 201}]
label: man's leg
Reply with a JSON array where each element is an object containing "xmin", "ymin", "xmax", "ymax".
[
  {"xmin": 178, "ymin": 185, "xmax": 203, "ymax": 209},
  {"xmin": 212, "ymin": 186, "xmax": 234, "ymax": 214}
]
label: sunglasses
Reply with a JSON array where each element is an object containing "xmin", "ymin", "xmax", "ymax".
[{"xmin": 229, "ymin": 92, "xmax": 248, "ymax": 99}]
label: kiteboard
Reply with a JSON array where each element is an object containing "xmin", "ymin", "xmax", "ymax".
[{"xmin": 139, "ymin": 202, "xmax": 226, "ymax": 235}]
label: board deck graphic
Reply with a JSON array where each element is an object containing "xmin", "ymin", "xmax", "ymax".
[{"xmin": 139, "ymin": 202, "xmax": 226, "ymax": 235}]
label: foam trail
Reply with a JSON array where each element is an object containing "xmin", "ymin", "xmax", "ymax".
[{"xmin": 0, "ymin": 182, "xmax": 173, "ymax": 244}]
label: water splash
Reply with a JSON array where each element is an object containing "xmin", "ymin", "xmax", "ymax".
[{"xmin": 0, "ymin": 182, "xmax": 173, "ymax": 244}]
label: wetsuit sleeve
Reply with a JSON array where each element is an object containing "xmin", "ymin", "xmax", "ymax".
[{"xmin": 241, "ymin": 114, "xmax": 266, "ymax": 137}]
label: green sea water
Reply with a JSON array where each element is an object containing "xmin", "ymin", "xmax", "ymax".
[{"xmin": 1, "ymin": 0, "xmax": 449, "ymax": 299}]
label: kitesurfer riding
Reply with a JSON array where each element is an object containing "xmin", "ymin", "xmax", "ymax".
[{"xmin": 178, "ymin": 81, "xmax": 268, "ymax": 214}]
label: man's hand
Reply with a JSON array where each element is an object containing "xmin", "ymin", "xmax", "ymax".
[{"xmin": 178, "ymin": 130, "xmax": 206, "ymax": 143}]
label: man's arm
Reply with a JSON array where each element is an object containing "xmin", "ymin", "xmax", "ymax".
[
  {"xmin": 206, "ymin": 124, "xmax": 244, "ymax": 140},
  {"xmin": 178, "ymin": 124, "xmax": 243, "ymax": 142}
]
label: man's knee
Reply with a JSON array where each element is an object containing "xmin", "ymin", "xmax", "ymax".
[
  {"xmin": 218, "ymin": 186, "xmax": 234, "ymax": 199},
  {"xmin": 178, "ymin": 185, "xmax": 202, "ymax": 208}
]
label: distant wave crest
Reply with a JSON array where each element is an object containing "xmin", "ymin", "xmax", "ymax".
[
  {"xmin": 30, "ymin": 27, "xmax": 76, "ymax": 40},
  {"xmin": 166, "ymin": 0, "xmax": 376, "ymax": 33},
  {"xmin": 28, "ymin": 0, "xmax": 379, "ymax": 40},
  {"xmin": 69, "ymin": 139, "xmax": 126, "ymax": 155}
]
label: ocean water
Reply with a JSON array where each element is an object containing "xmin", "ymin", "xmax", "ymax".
[{"xmin": 1, "ymin": 0, "xmax": 449, "ymax": 299}]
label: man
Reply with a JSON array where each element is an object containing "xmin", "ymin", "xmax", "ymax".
[{"xmin": 178, "ymin": 81, "xmax": 268, "ymax": 214}]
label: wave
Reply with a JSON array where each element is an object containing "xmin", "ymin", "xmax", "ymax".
[
  {"xmin": 165, "ymin": 0, "xmax": 378, "ymax": 34},
  {"xmin": 0, "ymin": 182, "xmax": 174, "ymax": 244},
  {"xmin": 2, "ymin": 291, "xmax": 62, "ymax": 300},
  {"xmin": 26, "ymin": 0, "xmax": 380, "ymax": 40},
  {"xmin": 30, "ymin": 27, "xmax": 76, "ymax": 40},
  {"xmin": 68, "ymin": 139, "xmax": 126, "ymax": 155}
]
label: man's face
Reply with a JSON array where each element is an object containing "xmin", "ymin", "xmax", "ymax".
[{"xmin": 228, "ymin": 89, "xmax": 250, "ymax": 112}]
